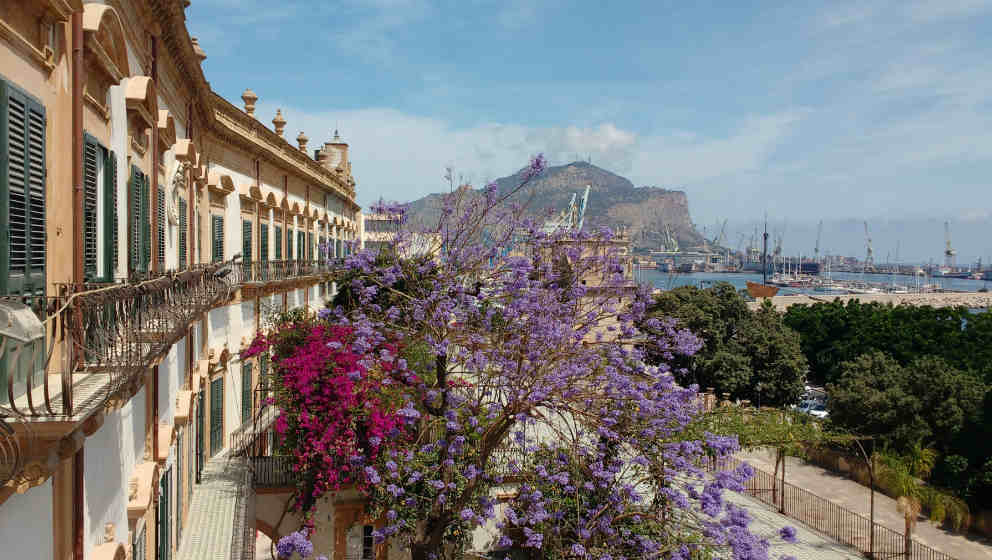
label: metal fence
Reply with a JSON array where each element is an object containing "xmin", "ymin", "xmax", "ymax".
[
  {"xmin": 714, "ymin": 457, "xmax": 957, "ymax": 560},
  {"xmin": 251, "ymin": 455, "xmax": 295, "ymax": 489}
]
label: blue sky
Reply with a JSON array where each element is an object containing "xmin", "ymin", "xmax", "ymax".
[{"xmin": 187, "ymin": 1, "xmax": 992, "ymax": 260}]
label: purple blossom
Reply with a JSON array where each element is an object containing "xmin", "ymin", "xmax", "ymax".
[
  {"xmin": 364, "ymin": 466, "xmax": 381, "ymax": 485},
  {"xmin": 779, "ymin": 526, "xmax": 798, "ymax": 543}
]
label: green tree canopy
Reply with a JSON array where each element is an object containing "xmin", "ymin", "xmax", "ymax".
[
  {"xmin": 642, "ymin": 283, "xmax": 806, "ymax": 406},
  {"xmin": 827, "ymin": 351, "xmax": 985, "ymax": 453},
  {"xmin": 783, "ymin": 300, "xmax": 975, "ymax": 385}
]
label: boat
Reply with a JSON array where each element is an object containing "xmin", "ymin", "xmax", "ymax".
[{"xmin": 746, "ymin": 281, "xmax": 779, "ymax": 298}]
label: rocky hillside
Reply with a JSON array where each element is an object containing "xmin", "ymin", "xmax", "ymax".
[{"xmin": 404, "ymin": 161, "xmax": 703, "ymax": 251}]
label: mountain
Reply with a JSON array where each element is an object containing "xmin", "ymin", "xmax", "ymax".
[{"xmin": 404, "ymin": 161, "xmax": 704, "ymax": 251}]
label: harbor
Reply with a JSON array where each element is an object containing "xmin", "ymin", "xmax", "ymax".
[{"xmin": 638, "ymin": 269, "xmax": 992, "ymax": 309}]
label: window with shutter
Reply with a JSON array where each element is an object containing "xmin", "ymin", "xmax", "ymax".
[
  {"xmin": 176, "ymin": 430, "xmax": 183, "ymax": 540},
  {"xmin": 211, "ymin": 215, "xmax": 224, "ymax": 263},
  {"xmin": 177, "ymin": 198, "xmax": 187, "ymax": 269},
  {"xmin": 157, "ymin": 186, "xmax": 165, "ymax": 269},
  {"xmin": 274, "ymin": 225, "xmax": 282, "ymax": 260},
  {"xmin": 241, "ymin": 218, "xmax": 252, "ymax": 264},
  {"xmin": 297, "ymin": 231, "xmax": 305, "ymax": 260},
  {"xmin": 141, "ymin": 175, "xmax": 150, "ymax": 271},
  {"xmin": 241, "ymin": 361, "xmax": 251, "ymax": 425},
  {"xmin": 209, "ymin": 376, "xmax": 223, "ymax": 456},
  {"xmin": 105, "ymin": 150, "xmax": 118, "ymax": 280},
  {"xmin": 260, "ymin": 223, "xmax": 268, "ymax": 261},
  {"xmin": 83, "ymin": 136, "xmax": 99, "ymax": 280},
  {"xmin": 307, "ymin": 231, "xmax": 313, "ymax": 260},
  {"xmin": 157, "ymin": 466, "xmax": 172, "ymax": 560},
  {"xmin": 286, "ymin": 228, "xmax": 293, "ymax": 261},
  {"xmin": 196, "ymin": 213, "xmax": 201, "ymax": 264},
  {"xmin": 129, "ymin": 167, "xmax": 151, "ymax": 275},
  {"xmin": 0, "ymin": 80, "xmax": 47, "ymax": 296},
  {"xmin": 83, "ymin": 136, "xmax": 120, "ymax": 282},
  {"xmin": 133, "ymin": 521, "xmax": 146, "ymax": 560}
]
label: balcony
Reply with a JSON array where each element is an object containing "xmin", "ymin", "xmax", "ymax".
[
  {"xmin": 233, "ymin": 258, "xmax": 343, "ymax": 297},
  {"xmin": 0, "ymin": 257, "xmax": 346, "ymax": 490}
]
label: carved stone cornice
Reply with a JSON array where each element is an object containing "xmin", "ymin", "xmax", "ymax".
[
  {"xmin": 0, "ymin": 20, "xmax": 56, "ymax": 73},
  {"xmin": 41, "ymin": 0, "xmax": 80, "ymax": 22},
  {"xmin": 84, "ymin": 92, "xmax": 111, "ymax": 122},
  {"xmin": 210, "ymin": 94, "xmax": 359, "ymax": 207},
  {"xmin": 207, "ymin": 170, "xmax": 236, "ymax": 197},
  {"xmin": 81, "ymin": 410, "xmax": 106, "ymax": 437},
  {"xmin": 127, "ymin": 461, "xmax": 159, "ymax": 520}
]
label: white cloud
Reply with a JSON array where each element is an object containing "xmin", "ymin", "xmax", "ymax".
[
  {"xmin": 254, "ymin": 99, "xmax": 801, "ymax": 210},
  {"xmin": 630, "ymin": 112, "xmax": 804, "ymax": 186}
]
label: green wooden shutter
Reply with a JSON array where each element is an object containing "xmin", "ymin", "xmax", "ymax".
[
  {"xmin": 129, "ymin": 166, "xmax": 140, "ymax": 273},
  {"xmin": 25, "ymin": 92, "xmax": 45, "ymax": 295},
  {"xmin": 177, "ymin": 198, "xmax": 186, "ymax": 269},
  {"xmin": 241, "ymin": 218, "xmax": 252, "ymax": 264},
  {"xmin": 157, "ymin": 466, "xmax": 171, "ymax": 560},
  {"xmin": 141, "ymin": 173, "xmax": 150, "ymax": 272},
  {"xmin": 274, "ymin": 225, "xmax": 282, "ymax": 260},
  {"xmin": 286, "ymin": 228, "xmax": 293, "ymax": 261},
  {"xmin": 241, "ymin": 361, "xmax": 252, "ymax": 425},
  {"xmin": 211, "ymin": 215, "xmax": 223, "ymax": 263},
  {"xmin": 259, "ymin": 223, "xmax": 268, "ymax": 262},
  {"xmin": 209, "ymin": 376, "xmax": 224, "ymax": 456},
  {"xmin": 82, "ymin": 135, "xmax": 99, "ymax": 281},
  {"xmin": 176, "ymin": 430, "xmax": 183, "ymax": 540},
  {"xmin": 104, "ymin": 150, "xmax": 117, "ymax": 280},
  {"xmin": 0, "ymin": 81, "xmax": 46, "ymax": 296},
  {"xmin": 297, "ymin": 231, "xmax": 304, "ymax": 260},
  {"xmin": 196, "ymin": 392, "xmax": 204, "ymax": 481},
  {"xmin": 156, "ymin": 186, "xmax": 165, "ymax": 269}
]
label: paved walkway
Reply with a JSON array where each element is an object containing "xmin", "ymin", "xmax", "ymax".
[
  {"xmin": 727, "ymin": 488, "xmax": 863, "ymax": 560},
  {"xmin": 177, "ymin": 453, "xmax": 253, "ymax": 560},
  {"xmin": 740, "ymin": 449, "xmax": 992, "ymax": 560}
]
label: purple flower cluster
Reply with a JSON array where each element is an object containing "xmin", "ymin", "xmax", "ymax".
[{"xmin": 276, "ymin": 530, "xmax": 314, "ymax": 559}]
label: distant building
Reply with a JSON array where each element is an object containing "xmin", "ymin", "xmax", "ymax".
[{"xmin": 361, "ymin": 212, "xmax": 442, "ymax": 258}]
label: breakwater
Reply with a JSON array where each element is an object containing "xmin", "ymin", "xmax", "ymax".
[{"xmin": 748, "ymin": 292, "xmax": 992, "ymax": 311}]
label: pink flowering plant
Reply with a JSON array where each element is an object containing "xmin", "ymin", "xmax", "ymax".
[
  {"xmin": 243, "ymin": 314, "xmax": 417, "ymax": 519},
  {"xmin": 258, "ymin": 155, "xmax": 798, "ymax": 560}
]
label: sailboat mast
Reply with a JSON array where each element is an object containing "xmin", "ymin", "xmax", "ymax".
[{"xmin": 762, "ymin": 217, "xmax": 769, "ymax": 285}]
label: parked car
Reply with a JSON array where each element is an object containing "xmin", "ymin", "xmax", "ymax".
[{"xmin": 796, "ymin": 400, "xmax": 828, "ymax": 419}]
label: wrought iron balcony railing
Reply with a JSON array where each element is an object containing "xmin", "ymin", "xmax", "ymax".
[
  {"xmin": 0, "ymin": 257, "xmax": 346, "ymax": 487},
  {"xmin": 0, "ymin": 260, "xmax": 238, "ymax": 423},
  {"xmin": 232, "ymin": 258, "xmax": 344, "ymax": 286}
]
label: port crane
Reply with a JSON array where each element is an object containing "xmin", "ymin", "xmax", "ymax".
[
  {"xmin": 710, "ymin": 219, "xmax": 728, "ymax": 249},
  {"xmin": 863, "ymin": 221, "xmax": 875, "ymax": 273},
  {"xmin": 814, "ymin": 220, "xmax": 822, "ymax": 264},
  {"xmin": 944, "ymin": 221, "xmax": 956, "ymax": 269}
]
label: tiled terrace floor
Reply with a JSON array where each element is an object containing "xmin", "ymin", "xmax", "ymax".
[{"xmin": 177, "ymin": 453, "xmax": 253, "ymax": 560}]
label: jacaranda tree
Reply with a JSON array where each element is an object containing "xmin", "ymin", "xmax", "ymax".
[{"xmin": 250, "ymin": 155, "xmax": 796, "ymax": 560}]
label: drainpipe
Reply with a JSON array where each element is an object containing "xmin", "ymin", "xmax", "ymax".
[
  {"xmin": 72, "ymin": 11, "xmax": 84, "ymax": 288},
  {"xmin": 283, "ymin": 175, "xmax": 288, "ymax": 310},
  {"xmin": 73, "ymin": 447, "xmax": 84, "ymax": 560},
  {"xmin": 256, "ymin": 197, "xmax": 262, "ymax": 279},
  {"xmin": 186, "ymin": 101, "xmax": 194, "ymax": 269},
  {"xmin": 153, "ymin": 365, "xmax": 159, "ymax": 461},
  {"xmin": 150, "ymin": 36, "xmax": 159, "ymax": 274},
  {"xmin": 304, "ymin": 186, "xmax": 310, "ymax": 307}
]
